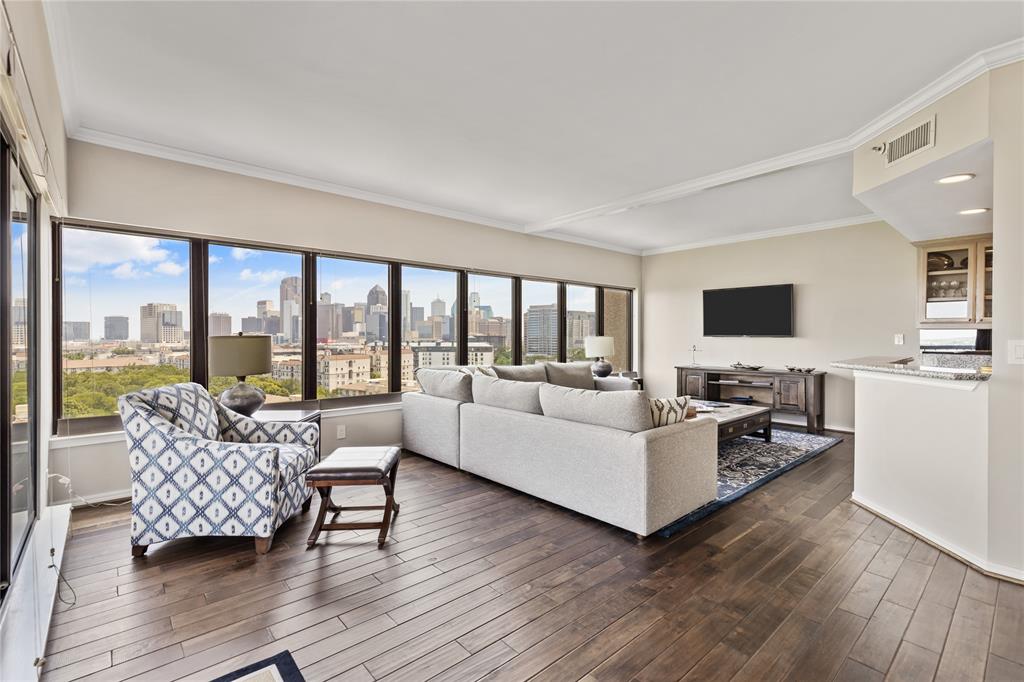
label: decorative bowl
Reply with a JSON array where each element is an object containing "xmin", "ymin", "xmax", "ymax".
[{"xmin": 731, "ymin": 362, "xmax": 764, "ymax": 371}]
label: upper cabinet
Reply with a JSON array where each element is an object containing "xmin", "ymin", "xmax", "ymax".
[{"xmin": 917, "ymin": 235, "xmax": 992, "ymax": 327}]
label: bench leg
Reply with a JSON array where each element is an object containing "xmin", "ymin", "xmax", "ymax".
[
  {"xmin": 132, "ymin": 544, "xmax": 148, "ymax": 557},
  {"xmin": 307, "ymin": 486, "xmax": 332, "ymax": 547},
  {"xmin": 378, "ymin": 481, "xmax": 396, "ymax": 548}
]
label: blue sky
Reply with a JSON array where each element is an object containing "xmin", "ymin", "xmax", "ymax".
[{"xmin": 59, "ymin": 228, "xmax": 594, "ymax": 341}]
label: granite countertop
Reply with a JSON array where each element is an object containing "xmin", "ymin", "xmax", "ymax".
[{"xmin": 831, "ymin": 356, "xmax": 991, "ymax": 381}]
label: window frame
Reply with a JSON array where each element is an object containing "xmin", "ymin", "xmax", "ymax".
[
  {"xmin": 52, "ymin": 218, "xmax": 635, "ymax": 431},
  {"xmin": 2, "ymin": 138, "xmax": 41, "ymax": 601}
]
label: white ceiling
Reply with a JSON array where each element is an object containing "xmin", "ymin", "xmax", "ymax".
[{"xmin": 45, "ymin": 1, "xmax": 1024, "ymax": 254}]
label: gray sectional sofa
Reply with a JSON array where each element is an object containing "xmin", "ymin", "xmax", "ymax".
[{"xmin": 401, "ymin": 361, "xmax": 718, "ymax": 537}]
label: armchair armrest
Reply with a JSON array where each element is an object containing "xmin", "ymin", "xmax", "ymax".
[{"xmin": 216, "ymin": 403, "xmax": 320, "ymax": 447}]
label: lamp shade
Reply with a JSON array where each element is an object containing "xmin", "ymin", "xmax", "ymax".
[
  {"xmin": 584, "ymin": 335, "xmax": 615, "ymax": 358},
  {"xmin": 208, "ymin": 334, "xmax": 272, "ymax": 378}
]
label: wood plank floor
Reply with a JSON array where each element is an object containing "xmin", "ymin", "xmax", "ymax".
[{"xmin": 44, "ymin": 432, "xmax": 1021, "ymax": 682}]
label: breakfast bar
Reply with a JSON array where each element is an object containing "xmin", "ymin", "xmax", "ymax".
[{"xmin": 832, "ymin": 356, "xmax": 993, "ymax": 575}]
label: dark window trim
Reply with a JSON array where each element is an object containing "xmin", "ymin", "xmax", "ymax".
[
  {"xmin": 50, "ymin": 219, "xmax": 61, "ymax": 434},
  {"xmin": 1, "ymin": 140, "xmax": 11, "ymax": 596},
  {"xmin": 52, "ymin": 219, "xmax": 636, "ymax": 429}
]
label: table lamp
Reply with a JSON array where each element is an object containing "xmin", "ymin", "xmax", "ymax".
[
  {"xmin": 584, "ymin": 336, "xmax": 615, "ymax": 377},
  {"xmin": 208, "ymin": 333, "xmax": 272, "ymax": 416}
]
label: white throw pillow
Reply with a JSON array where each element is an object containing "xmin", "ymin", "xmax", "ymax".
[{"xmin": 650, "ymin": 396, "xmax": 690, "ymax": 427}]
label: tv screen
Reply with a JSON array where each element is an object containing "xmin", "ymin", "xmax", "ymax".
[{"xmin": 703, "ymin": 284, "xmax": 794, "ymax": 337}]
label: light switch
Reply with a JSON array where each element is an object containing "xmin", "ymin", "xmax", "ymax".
[
  {"xmin": 336, "ymin": 424, "xmax": 347, "ymax": 439},
  {"xmin": 894, "ymin": 333, "xmax": 904, "ymax": 346},
  {"xmin": 1009, "ymin": 340, "xmax": 1024, "ymax": 365}
]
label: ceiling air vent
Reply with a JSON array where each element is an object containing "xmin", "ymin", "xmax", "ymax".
[{"xmin": 879, "ymin": 116, "xmax": 936, "ymax": 167}]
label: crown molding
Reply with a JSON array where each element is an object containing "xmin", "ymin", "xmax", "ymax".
[
  {"xmin": 70, "ymin": 126, "xmax": 529, "ymax": 233},
  {"xmin": 539, "ymin": 230, "xmax": 641, "ymax": 256},
  {"xmin": 529, "ymin": 36, "xmax": 1024, "ymax": 234},
  {"xmin": 639, "ymin": 214, "xmax": 880, "ymax": 256}
]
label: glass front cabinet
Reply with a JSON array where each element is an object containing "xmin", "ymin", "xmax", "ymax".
[{"xmin": 917, "ymin": 235, "xmax": 992, "ymax": 327}]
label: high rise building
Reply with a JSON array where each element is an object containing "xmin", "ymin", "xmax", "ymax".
[
  {"xmin": 565, "ymin": 309, "xmax": 596, "ymax": 353},
  {"xmin": 241, "ymin": 316, "xmax": 261, "ymax": 333},
  {"xmin": 208, "ymin": 312, "xmax": 232, "ymax": 336},
  {"xmin": 140, "ymin": 303, "xmax": 184, "ymax": 344},
  {"xmin": 366, "ymin": 304, "xmax": 388, "ymax": 343},
  {"xmin": 11, "ymin": 298, "xmax": 26, "ymax": 347},
  {"xmin": 411, "ymin": 306, "xmax": 424, "ymax": 326},
  {"xmin": 524, "ymin": 303, "xmax": 559, "ymax": 356},
  {"xmin": 279, "ymin": 276, "xmax": 302, "ymax": 342},
  {"xmin": 63, "ymin": 321, "xmax": 91, "ymax": 342},
  {"xmin": 257, "ymin": 300, "xmax": 276, "ymax": 320},
  {"xmin": 263, "ymin": 315, "xmax": 281, "ymax": 335},
  {"xmin": 431, "ymin": 297, "xmax": 446, "ymax": 318},
  {"xmin": 469, "ymin": 292, "xmax": 481, "ymax": 311},
  {"xmin": 367, "ymin": 284, "xmax": 388, "ymax": 309},
  {"xmin": 104, "ymin": 316, "xmax": 129, "ymax": 340}
]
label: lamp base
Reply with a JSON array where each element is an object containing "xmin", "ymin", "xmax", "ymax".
[
  {"xmin": 219, "ymin": 380, "xmax": 266, "ymax": 416},
  {"xmin": 591, "ymin": 359, "xmax": 613, "ymax": 378}
]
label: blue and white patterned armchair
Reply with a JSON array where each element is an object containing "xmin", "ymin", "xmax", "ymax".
[{"xmin": 118, "ymin": 382, "xmax": 318, "ymax": 555}]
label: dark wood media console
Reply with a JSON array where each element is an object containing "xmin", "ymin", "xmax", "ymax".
[{"xmin": 676, "ymin": 365, "xmax": 826, "ymax": 434}]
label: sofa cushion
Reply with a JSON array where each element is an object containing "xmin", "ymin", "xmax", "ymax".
[
  {"xmin": 650, "ymin": 396, "xmax": 690, "ymax": 427},
  {"xmin": 491, "ymin": 363, "xmax": 547, "ymax": 382},
  {"xmin": 544, "ymin": 361, "xmax": 596, "ymax": 390},
  {"xmin": 539, "ymin": 383, "xmax": 655, "ymax": 433},
  {"xmin": 471, "ymin": 375, "xmax": 543, "ymax": 414},
  {"xmin": 415, "ymin": 368, "xmax": 473, "ymax": 402}
]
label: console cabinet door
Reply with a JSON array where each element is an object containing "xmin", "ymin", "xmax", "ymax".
[
  {"xmin": 775, "ymin": 377, "xmax": 806, "ymax": 412},
  {"xmin": 682, "ymin": 371, "xmax": 705, "ymax": 398}
]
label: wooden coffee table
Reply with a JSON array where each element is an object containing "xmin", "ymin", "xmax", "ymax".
[{"xmin": 693, "ymin": 401, "xmax": 772, "ymax": 443}]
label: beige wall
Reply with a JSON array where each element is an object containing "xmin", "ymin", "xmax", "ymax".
[
  {"xmin": 986, "ymin": 62, "xmax": 1023, "ymax": 575},
  {"xmin": 640, "ymin": 221, "xmax": 919, "ymax": 431},
  {"xmin": 67, "ymin": 141, "xmax": 641, "ymax": 289},
  {"xmin": 853, "ymin": 73, "xmax": 990, "ymax": 196}
]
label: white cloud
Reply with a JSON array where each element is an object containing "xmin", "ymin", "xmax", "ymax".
[
  {"xmin": 62, "ymin": 230, "xmax": 170, "ymax": 273},
  {"xmin": 111, "ymin": 262, "xmax": 142, "ymax": 279},
  {"xmin": 208, "ymin": 254, "xmax": 222, "ymax": 264},
  {"xmin": 231, "ymin": 248, "xmax": 256, "ymax": 261},
  {"xmin": 240, "ymin": 268, "xmax": 286, "ymax": 283},
  {"xmin": 154, "ymin": 261, "xmax": 186, "ymax": 276}
]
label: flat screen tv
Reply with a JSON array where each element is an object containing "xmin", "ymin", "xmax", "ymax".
[{"xmin": 703, "ymin": 284, "xmax": 794, "ymax": 337}]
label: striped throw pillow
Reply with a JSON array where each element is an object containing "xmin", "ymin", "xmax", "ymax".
[{"xmin": 650, "ymin": 396, "xmax": 690, "ymax": 427}]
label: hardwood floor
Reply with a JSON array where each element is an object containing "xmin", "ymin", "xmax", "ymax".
[{"xmin": 44, "ymin": 433, "xmax": 1021, "ymax": 681}]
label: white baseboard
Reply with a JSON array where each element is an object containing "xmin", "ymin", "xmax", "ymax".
[{"xmin": 852, "ymin": 493, "xmax": 1024, "ymax": 583}]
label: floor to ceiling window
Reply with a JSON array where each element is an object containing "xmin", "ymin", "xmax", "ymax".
[
  {"xmin": 522, "ymin": 280, "xmax": 558, "ymax": 364},
  {"xmin": 208, "ymin": 244, "xmax": 304, "ymax": 403},
  {"xmin": 315, "ymin": 255, "xmax": 390, "ymax": 397},
  {"xmin": 602, "ymin": 288, "xmax": 632, "ymax": 372},
  {"xmin": 400, "ymin": 266, "xmax": 459, "ymax": 389},
  {"xmin": 468, "ymin": 273, "xmax": 513, "ymax": 365},
  {"xmin": 3, "ymin": 147, "xmax": 39, "ymax": 602}
]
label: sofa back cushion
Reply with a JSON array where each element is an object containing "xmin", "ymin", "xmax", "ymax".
[
  {"xmin": 543, "ymin": 361, "xmax": 596, "ymax": 390},
  {"xmin": 539, "ymin": 383, "xmax": 655, "ymax": 433},
  {"xmin": 491, "ymin": 364, "xmax": 547, "ymax": 382},
  {"xmin": 415, "ymin": 368, "xmax": 473, "ymax": 402},
  {"xmin": 471, "ymin": 375, "xmax": 543, "ymax": 414}
]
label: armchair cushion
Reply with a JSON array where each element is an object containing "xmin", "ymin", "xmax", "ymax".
[{"xmin": 137, "ymin": 382, "xmax": 221, "ymax": 441}]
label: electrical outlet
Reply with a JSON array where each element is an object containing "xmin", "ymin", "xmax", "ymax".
[
  {"xmin": 894, "ymin": 333, "xmax": 904, "ymax": 346},
  {"xmin": 336, "ymin": 424, "xmax": 347, "ymax": 440}
]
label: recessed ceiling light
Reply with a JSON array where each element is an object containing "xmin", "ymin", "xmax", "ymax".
[
  {"xmin": 959, "ymin": 208, "xmax": 990, "ymax": 215},
  {"xmin": 937, "ymin": 173, "xmax": 975, "ymax": 184}
]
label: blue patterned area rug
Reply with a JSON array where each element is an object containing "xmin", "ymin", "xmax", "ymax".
[
  {"xmin": 657, "ymin": 429, "xmax": 842, "ymax": 538},
  {"xmin": 210, "ymin": 651, "xmax": 305, "ymax": 682}
]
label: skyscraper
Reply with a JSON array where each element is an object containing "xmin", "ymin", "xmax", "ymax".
[
  {"xmin": 241, "ymin": 316, "xmax": 261, "ymax": 333},
  {"xmin": 208, "ymin": 312, "xmax": 232, "ymax": 336},
  {"xmin": 279, "ymin": 276, "xmax": 302, "ymax": 342},
  {"xmin": 367, "ymin": 284, "xmax": 388, "ymax": 309},
  {"xmin": 524, "ymin": 303, "xmax": 559, "ymax": 356},
  {"xmin": 63, "ymin": 321, "xmax": 91, "ymax": 342},
  {"xmin": 401, "ymin": 290, "xmax": 411, "ymax": 334},
  {"xmin": 431, "ymin": 297, "xmax": 446, "ymax": 318},
  {"xmin": 104, "ymin": 316, "xmax": 129, "ymax": 340},
  {"xmin": 140, "ymin": 303, "xmax": 184, "ymax": 343},
  {"xmin": 257, "ymin": 300, "xmax": 275, "ymax": 320}
]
